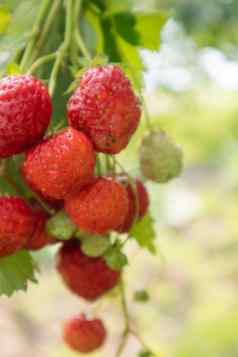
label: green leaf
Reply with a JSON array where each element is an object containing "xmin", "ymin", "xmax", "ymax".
[
  {"xmin": 81, "ymin": 235, "xmax": 111, "ymax": 257},
  {"xmin": 0, "ymin": 250, "xmax": 37, "ymax": 297},
  {"xmin": 85, "ymin": 9, "xmax": 104, "ymax": 55},
  {"xmin": 105, "ymin": 0, "xmax": 131, "ymax": 14},
  {"xmin": 116, "ymin": 35, "xmax": 144, "ymax": 88},
  {"xmin": 88, "ymin": 0, "xmax": 106, "ymax": 13},
  {"xmin": 134, "ymin": 11, "xmax": 168, "ymax": 50},
  {"xmin": 130, "ymin": 214, "xmax": 157, "ymax": 254},
  {"xmin": 7, "ymin": 0, "xmax": 40, "ymax": 36},
  {"xmin": 0, "ymin": 6, "xmax": 11, "ymax": 33},
  {"xmin": 113, "ymin": 12, "xmax": 139, "ymax": 46},
  {"xmin": 46, "ymin": 211, "xmax": 76, "ymax": 241},
  {"xmin": 104, "ymin": 245, "xmax": 128, "ymax": 271},
  {"xmin": 113, "ymin": 11, "xmax": 168, "ymax": 50},
  {"xmin": 101, "ymin": 17, "xmax": 121, "ymax": 62},
  {"xmin": 0, "ymin": 0, "xmax": 40, "ymax": 75},
  {"xmin": 134, "ymin": 289, "xmax": 150, "ymax": 303}
]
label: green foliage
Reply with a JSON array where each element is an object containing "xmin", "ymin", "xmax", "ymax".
[
  {"xmin": 101, "ymin": 17, "xmax": 121, "ymax": 62},
  {"xmin": 135, "ymin": 11, "xmax": 167, "ymax": 50},
  {"xmin": 0, "ymin": 250, "xmax": 37, "ymax": 297},
  {"xmin": 113, "ymin": 11, "xmax": 167, "ymax": 50},
  {"xmin": 130, "ymin": 214, "xmax": 157, "ymax": 254},
  {"xmin": 113, "ymin": 12, "xmax": 139, "ymax": 46},
  {"xmin": 0, "ymin": 0, "xmax": 166, "ymax": 299},
  {"xmin": 81, "ymin": 235, "xmax": 111, "ymax": 257},
  {"xmin": 0, "ymin": 1, "xmax": 40, "ymax": 75},
  {"xmin": 104, "ymin": 244, "xmax": 128, "ymax": 270},
  {"xmin": 46, "ymin": 211, "xmax": 76, "ymax": 241},
  {"xmin": 84, "ymin": 2, "xmax": 168, "ymax": 88}
]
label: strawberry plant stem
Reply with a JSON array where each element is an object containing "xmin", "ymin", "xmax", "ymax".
[
  {"xmin": 115, "ymin": 277, "xmax": 130, "ymax": 357},
  {"xmin": 116, "ymin": 276, "xmax": 161, "ymax": 357},
  {"xmin": 140, "ymin": 93, "xmax": 153, "ymax": 131},
  {"xmin": 30, "ymin": 191, "xmax": 55, "ymax": 216},
  {"xmin": 49, "ymin": 0, "xmax": 74, "ymax": 96},
  {"xmin": 20, "ymin": 0, "xmax": 52, "ymax": 71},
  {"xmin": 31, "ymin": 0, "xmax": 62, "ymax": 63},
  {"xmin": 27, "ymin": 53, "xmax": 57, "ymax": 74},
  {"xmin": 74, "ymin": 0, "xmax": 92, "ymax": 61}
]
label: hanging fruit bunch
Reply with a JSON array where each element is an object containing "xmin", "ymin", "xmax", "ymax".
[{"xmin": 0, "ymin": 1, "xmax": 183, "ymax": 356}]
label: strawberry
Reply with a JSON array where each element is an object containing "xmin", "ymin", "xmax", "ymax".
[
  {"xmin": 63, "ymin": 314, "xmax": 106, "ymax": 353},
  {"xmin": 25, "ymin": 210, "xmax": 55, "ymax": 251},
  {"xmin": 0, "ymin": 196, "xmax": 35, "ymax": 257},
  {"xmin": 117, "ymin": 176, "xmax": 149, "ymax": 232},
  {"xmin": 140, "ymin": 130, "xmax": 183, "ymax": 183},
  {"xmin": 0, "ymin": 75, "xmax": 51, "ymax": 158},
  {"xmin": 56, "ymin": 240, "xmax": 120, "ymax": 300},
  {"xmin": 65, "ymin": 177, "xmax": 129, "ymax": 234},
  {"xmin": 67, "ymin": 65, "xmax": 141, "ymax": 154},
  {"xmin": 22, "ymin": 127, "xmax": 96, "ymax": 200}
]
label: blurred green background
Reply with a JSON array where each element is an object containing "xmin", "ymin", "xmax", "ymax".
[{"xmin": 1, "ymin": 0, "xmax": 238, "ymax": 356}]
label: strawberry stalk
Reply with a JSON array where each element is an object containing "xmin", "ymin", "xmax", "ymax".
[
  {"xmin": 49, "ymin": 0, "xmax": 74, "ymax": 96},
  {"xmin": 30, "ymin": 0, "xmax": 62, "ymax": 64},
  {"xmin": 74, "ymin": 0, "xmax": 92, "ymax": 61},
  {"xmin": 20, "ymin": 0, "xmax": 52, "ymax": 71}
]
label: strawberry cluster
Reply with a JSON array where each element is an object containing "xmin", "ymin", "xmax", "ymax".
[{"xmin": 0, "ymin": 65, "xmax": 153, "ymax": 353}]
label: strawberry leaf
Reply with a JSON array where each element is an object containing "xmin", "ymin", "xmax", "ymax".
[
  {"xmin": 104, "ymin": 245, "xmax": 128, "ymax": 270},
  {"xmin": 0, "ymin": 250, "xmax": 37, "ymax": 297},
  {"xmin": 130, "ymin": 214, "xmax": 157, "ymax": 254}
]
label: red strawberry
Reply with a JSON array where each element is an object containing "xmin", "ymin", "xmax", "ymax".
[
  {"xmin": 65, "ymin": 177, "xmax": 129, "ymax": 234},
  {"xmin": 22, "ymin": 127, "xmax": 96, "ymax": 200},
  {"xmin": 117, "ymin": 176, "xmax": 149, "ymax": 232},
  {"xmin": 67, "ymin": 65, "xmax": 141, "ymax": 154},
  {"xmin": 63, "ymin": 314, "xmax": 106, "ymax": 353},
  {"xmin": 25, "ymin": 210, "xmax": 55, "ymax": 251},
  {"xmin": 0, "ymin": 75, "xmax": 52, "ymax": 158},
  {"xmin": 0, "ymin": 196, "xmax": 35, "ymax": 257},
  {"xmin": 56, "ymin": 240, "xmax": 120, "ymax": 300}
]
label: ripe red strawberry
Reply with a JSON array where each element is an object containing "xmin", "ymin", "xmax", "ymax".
[
  {"xmin": 0, "ymin": 196, "xmax": 36, "ymax": 257},
  {"xmin": 25, "ymin": 210, "xmax": 55, "ymax": 251},
  {"xmin": 117, "ymin": 176, "xmax": 149, "ymax": 232},
  {"xmin": 56, "ymin": 240, "xmax": 120, "ymax": 300},
  {"xmin": 63, "ymin": 314, "xmax": 106, "ymax": 353},
  {"xmin": 22, "ymin": 127, "xmax": 96, "ymax": 200},
  {"xmin": 67, "ymin": 65, "xmax": 141, "ymax": 154},
  {"xmin": 65, "ymin": 177, "xmax": 129, "ymax": 234},
  {"xmin": 0, "ymin": 75, "xmax": 52, "ymax": 158}
]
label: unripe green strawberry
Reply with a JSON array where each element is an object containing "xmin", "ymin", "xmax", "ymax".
[{"xmin": 140, "ymin": 130, "xmax": 183, "ymax": 183}]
